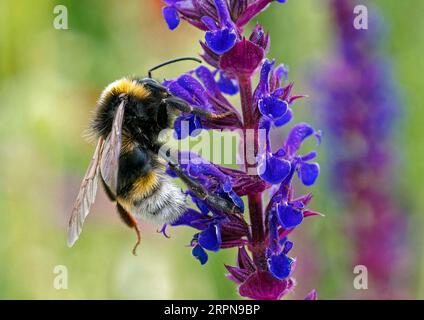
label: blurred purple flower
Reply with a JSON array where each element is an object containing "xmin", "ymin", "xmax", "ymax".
[{"xmin": 316, "ymin": 0, "xmax": 408, "ymax": 298}]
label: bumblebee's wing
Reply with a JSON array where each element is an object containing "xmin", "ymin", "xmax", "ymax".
[
  {"xmin": 100, "ymin": 100, "xmax": 125, "ymax": 194},
  {"xmin": 67, "ymin": 137, "xmax": 104, "ymax": 247}
]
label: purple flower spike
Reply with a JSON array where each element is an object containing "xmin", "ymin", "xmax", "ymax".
[
  {"xmin": 192, "ymin": 244, "xmax": 208, "ymax": 265},
  {"xmin": 315, "ymin": 0, "xmax": 407, "ymax": 297},
  {"xmin": 268, "ymin": 253, "xmax": 295, "ymax": 280},
  {"xmin": 277, "ymin": 204, "xmax": 304, "ymax": 229},
  {"xmin": 162, "ymin": 6, "xmax": 180, "ymax": 30},
  {"xmin": 198, "ymin": 223, "xmax": 222, "ymax": 251},
  {"xmin": 160, "ymin": 0, "xmax": 321, "ymax": 300},
  {"xmin": 298, "ymin": 162, "xmax": 320, "ymax": 186},
  {"xmin": 258, "ymin": 154, "xmax": 291, "ymax": 185}
]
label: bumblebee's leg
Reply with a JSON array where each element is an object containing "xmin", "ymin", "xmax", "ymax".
[
  {"xmin": 162, "ymin": 96, "xmax": 232, "ymax": 120},
  {"xmin": 117, "ymin": 203, "xmax": 141, "ymax": 255},
  {"xmin": 168, "ymin": 162, "xmax": 242, "ymax": 215}
]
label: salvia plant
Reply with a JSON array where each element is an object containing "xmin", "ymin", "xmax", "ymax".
[
  {"xmin": 318, "ymin": 0, "xmax": 407, "ymax": 297},
  {"xmin": 160, "ymin": 0, "xmax": 321, "ymax": 300}
]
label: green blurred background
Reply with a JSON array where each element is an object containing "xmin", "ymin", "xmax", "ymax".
[{"xmin": 0, "ymin": 0, "xmax": 422, "ymax": 299}]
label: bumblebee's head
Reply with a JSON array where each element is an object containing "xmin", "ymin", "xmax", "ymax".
[
  {"xmin": 90, "ymin": 57, "xmax": 201, "ymax": 140},
  {"xmin": 90, "ymin": 77, "xmax": 169, "ymax": 138}
]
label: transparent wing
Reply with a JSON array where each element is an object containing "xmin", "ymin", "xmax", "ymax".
[
  {"xmin": 67, "ymin": 138, "xmax": 104, "ymax": 247},
  {"xmin": 100, "ymin": 100, "xmax": 125, "ymax": 194}
]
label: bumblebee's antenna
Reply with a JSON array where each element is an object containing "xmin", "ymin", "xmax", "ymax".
[{"xmin": 148, "ymin": 57, "xmax": 202, "ymax": 78}]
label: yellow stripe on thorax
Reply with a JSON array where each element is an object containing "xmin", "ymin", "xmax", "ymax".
[{"xmin": 99, "ymin": 78, "xmax": 150, "ymax": 103}]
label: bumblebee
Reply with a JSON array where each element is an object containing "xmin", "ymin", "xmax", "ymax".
[{"xmin": 68, "ymin": 57, "xmax": 240, "ymax": 254}]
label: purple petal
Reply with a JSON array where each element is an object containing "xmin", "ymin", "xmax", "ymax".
[
  {"xmin": 167, "ymin": 80, "xmax": 197, "ymax": 105},
  {"xmin": 217, "ymin": 72, "xmax": 239, "ymax": 95},
  {"xmin": 220, "ymin": 39, "xmax": 264, "ymax": 76},
  {"xmin": 282, "ymin": 240, "xmax": 293, "ymax": 254},
  {"xmin": 214, "ymin": 0, "xmax": 234, "ymax": 27},
  {"xmin": 268, "ymin": 209, "xmax": 280, "ymax": 254},
  {"xmin": 221, "ymin": 239, "xmax": 248, "ymax": 249},
  {"xmin": 177, "ymin": 74, "xmax": 210, "ymax": 106},
  {"xmin": 298, "ymin": 162, "xmax": 320, "ymax": 186},
  {"xmin": 171, "ymin": 208, "xmax": 210, "ymax": 230},
  {"xmin": 277, "ymin": 204, "xmax": 304, "ymax": 229},
  {"xmin": 200, "ymin": 41, "xmax": 220, "ymax": 69},
  {"xmin": 205, "ymin": 28, "xmax": 237, "ymax": 55},
  {"xmin": 268, "ymin": 253, "xmax": 295, "ymax": 280},
  {"xmin": 254, "ymin": 59, "xmax": 274, "ymax": 100},
  {"xmin": 174, "ymin": 114, "xmax": 202, "ymax": 139},
  {"xmin": 288, "ymin": 94, "xmax": 307, "ymax": 104},
  {"xmin": 237, "ymin": 246, "xmax": 256, "ymax": 272},
  {"xmin": 195, "ymin": 66, "xmax": 222, "ymax": 96},
  {"xmin": 301, "ymin": 151, "xmax": 318, "ymax": 162},
  {"xmin": 225, "ymin": 265, "xmax": 252, "ymax": 284},
  {"xmin": 285, "ymin": 123, "xmax": 316, "ymax": 157},
  {"xmin": 188, "ymin": 192, "xmax": 210, "ymax": 214},
  {"xmin": 192, "ymin": 244, "xmax": 208, "ymax": 265},
  {"xmin": 258, "ymin": 154, "xmax": 291, "ymax": 185},
  {"xmin": 223, "ymin": 177, "xmax": 232, "ymax": 192},
  {"xmin": 198, "ymin": 223, "xmax": 221, "ymax": 251},
  {"xmin": 303, "ymin": 210, "xmax": 324, "ymax": 218},
  {"xmin": 274, "ymin": 108, "xmax": 293, "ymax": 127},
  {"xmin": 270, "ymin": 64, "xmax": 289, "ymax": 91},
  {"xmin": 162, "ymin": 6, "xmax": 180, "ymax": 30},
  {"xmin": 228, "ymin": 190, "xmax": 245, "ymax": 212},
  {"xmin": 258, "ymin": 96, "xmax": 288, "ymax": 119},
  {"xmin": 201, "ymin": 15, "xmax": 218, "ymax": 31},
  {"xmin": 249, "ymin": 23, "xmax": 270, "ymax": 52},
  {"xmin": 236, "ymin": 0, "xmax": 274, "ymax": 28},
  {"xmin": 293, "ymin": 193, "xmax": 313, "ymax": 206},
  {"xmin": 273, "ymin": 148, "xmax": 286, "ymax": 158},
  {"xmin": 239, "ymin": 271, "xmax": 292, "ymax": 300},
  {"xmin": 305, "ymin": 289, "xmax": 318, "ymax": 300},
  {"xmin": 166, "ymin": 164, "xmax": 178, "ymax": 178},
  {"xmin": 187, "ymin": 160, "xmax": 227, "ymax": 182}
]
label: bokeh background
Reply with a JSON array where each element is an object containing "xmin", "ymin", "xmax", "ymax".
[{"xmin": 0, "ymin": 0, "xmax": 422, "ymax": 299}]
